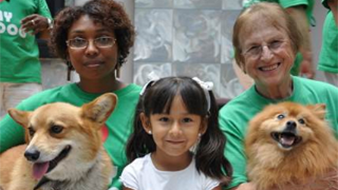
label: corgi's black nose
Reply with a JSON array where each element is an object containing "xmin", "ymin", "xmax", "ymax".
[
  {"xmin": 286, "ymin": 121, "xmax": 297, "ymax": 130},
  {"xmin": 24, "ymin": 150, "xmax": 40, "ymax": 161}
]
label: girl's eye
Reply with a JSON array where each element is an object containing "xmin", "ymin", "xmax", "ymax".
[
  {"xmin": 159, "ymin": 117, "xmax": 169, "ymax": 122},
  {"xmin": 298, "ymin": 118, "xmax": 305, "ymax": 124},
  {"xmin": 182, "ymin": 118, "xmax": 193, "ymax": 123},
  {"xmin": 277, "ymin": 114, "xmax": 285, "ymax": 120}
]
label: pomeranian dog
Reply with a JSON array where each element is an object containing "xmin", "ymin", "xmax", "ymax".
[
  {"xmin": 245, "ymin": 102, "xmax": 338, "ymax": 190},
  {"xmin": 0, "ymin": 93, "xmax": 117, "ymax": 190}
]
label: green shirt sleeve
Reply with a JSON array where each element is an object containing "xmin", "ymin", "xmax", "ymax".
[
  {"xmin": 219, "ymin": 115, "xmax": 249, "ymax": 189},
  {"xmin": 37, "ymin": 0, "xmax": 52, "ymax": 19}
]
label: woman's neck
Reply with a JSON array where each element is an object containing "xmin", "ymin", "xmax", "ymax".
[
  {"xmin": 77, "ymin": 75, "xmax": 125, "ymax": 93},
  {"xmin": 151, "ymin": 151, "xmax": 192, "ymax": 171},
  {"xmin": 255, "ymin": 77, "xmax": 293, "ymax": 100}
]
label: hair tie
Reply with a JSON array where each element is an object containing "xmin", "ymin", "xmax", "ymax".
[
  {"xmin": 139, "ymin": 71, "xmax": 160, "ymax": 95},
  {"xmin": 192, "ymin": 77, "xmax": 213, "ymax": 112}
]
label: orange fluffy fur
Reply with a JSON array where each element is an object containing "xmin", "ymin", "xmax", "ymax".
[{"xmin": 245, "ymin": 102, "xmax": 338, "ymax": 190}]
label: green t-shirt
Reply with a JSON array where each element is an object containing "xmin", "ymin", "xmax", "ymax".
[
  {"xmin": 242, "ymin": 0, "xmax": 314, "ymax": 76},
  {"xmin": 0, "ymin": 0, "xmax": 52, "ymax": 83},
  {"xmin": 0, "ymin": 83, "xmax": 142, "ymax": 189},
  {"xmin": 318, "ymin": 0, "xmax": 338, "ymax": 73},
  {"xmin": 219, "ymin": 76, "xmax": 338, "ymax": 189}
]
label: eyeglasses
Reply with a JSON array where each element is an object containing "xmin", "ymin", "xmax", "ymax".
[
  {"xmin": 66, "ymin": 36, "xmax": 116, "ymax": 49},
  {"xmin": 242, "ymin": 40, "xmax": 286, "ymax": 59}
]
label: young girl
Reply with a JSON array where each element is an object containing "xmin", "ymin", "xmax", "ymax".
[{"xmin": 121, "ymin": 76, "xmax": 233, "ymax": 190}]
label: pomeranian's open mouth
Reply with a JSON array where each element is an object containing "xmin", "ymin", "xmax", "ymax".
[
  {"xmin": 271, "ymin": 132, "xmax": 302, "ymax": 149},
  {"xmin": 33, "ymin": 145, "xmax": 72, "ymax": 180}
]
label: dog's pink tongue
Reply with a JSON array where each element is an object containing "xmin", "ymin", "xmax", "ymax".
[
  {"xmin": 281, "ymin": 136, "xmax": 295, "ymax": 145},
  {"xmin": 33, "ymin": 162, "xmax": 49, "ymax": 180}
]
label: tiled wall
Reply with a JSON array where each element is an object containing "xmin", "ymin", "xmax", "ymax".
[{"xmin": 133, "ymin": 0, "xmax": 245, "ymax": 98}]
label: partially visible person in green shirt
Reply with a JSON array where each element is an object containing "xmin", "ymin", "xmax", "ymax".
[
  {"xmin": 318, "ymin": 0, "xmax": 338, "ymax": 87},
  {"xmin": 0, "ymin": 0, "xmax": 52, "ymax": 119}
]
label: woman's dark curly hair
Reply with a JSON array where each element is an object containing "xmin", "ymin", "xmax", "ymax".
[{"xmin": 49, "ymin": 0, "xmax": 135, "ymax": 68}]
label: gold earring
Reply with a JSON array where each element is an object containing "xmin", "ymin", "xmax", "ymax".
[{"xmin": 115, "ymin": 62, "xmax": 120, "ymax": 78}]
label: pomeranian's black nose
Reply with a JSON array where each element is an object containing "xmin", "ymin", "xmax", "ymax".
[
  {"xmin": 24, "ymin": 150, "xmax": 40, "ymax": 161},
  {"xmin": 286, "ymin": 121, "xmax": 297, "ymax": 130}
]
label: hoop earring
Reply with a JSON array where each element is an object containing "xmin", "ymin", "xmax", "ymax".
[
  {"xmin": 66, "ymin": 61, "xmax": 73, "ymax": 81},
  {"xmin": 115, "ymin": 62, "xmax": 120, "ymax": 78}
]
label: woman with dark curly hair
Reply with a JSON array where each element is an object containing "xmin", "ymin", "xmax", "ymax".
[{"xmin": 0, "ymin": 0, "xmax": 141, "ymax": 189}]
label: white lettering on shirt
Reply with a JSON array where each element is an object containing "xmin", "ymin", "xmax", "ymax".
[{"xmin": 3, "ymin": 11, "xmax": 12, "ymax": 22}]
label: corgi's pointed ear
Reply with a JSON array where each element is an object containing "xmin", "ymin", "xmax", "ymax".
[
  {"xmin": 307, "ymin": 103, "xmax": 326, "ymax": 120},
  {"xmin": 8, "ymin": 108, "xmax": 32, "ymax": 128},
  {"xmin": 81, "ymin": 93, "xmax": 118, "ymax": 125}
]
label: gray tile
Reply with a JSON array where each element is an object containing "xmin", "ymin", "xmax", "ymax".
[
  {"xmin": 135, "ymin": 0, "xmax": 172, "ymax": 8},
  {"xmin": 222, "ymin": 0, "xmax": 243, "ymax": 10},
  {"xmin": 173, "ymin": 63, "xmax": 222, "ymax": 97},
  {"xmin": 221, "ymin": 10, "xmax": 241, "ymax": 63},
  {"xmin": 219, "ymin": 63, "xmax": 245, "ymax": 98},
  {"xmin": 173, "ymin": 10, "xmax": 221, "ymax": 63},
  {"xmin": 133, "ymin": 62, "xmax": 172, "ymax": 86},
  {"xmin": 134, "ymin": 9, "xmax": 173, "ymax": 62},
  {"xmin": 174, "ymin": 0, "xmax": 222, "ymax": 9}
]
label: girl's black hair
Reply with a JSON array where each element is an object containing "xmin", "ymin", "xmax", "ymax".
[{"xmin": 126, "ymin": 76, "xmax": 232, "ymax": 184}]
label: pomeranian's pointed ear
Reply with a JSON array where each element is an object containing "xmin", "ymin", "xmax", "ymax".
[
  {"xmin": 307, "ymin": 104, "xmax": 326, "ymax": 120},
  {"xmin": 81, "ymin": 93, "xmax": 118, "ymax": 126},
  {"xmin": 8, "ymin": 108, "xmax": 32, "ymax": 128}
]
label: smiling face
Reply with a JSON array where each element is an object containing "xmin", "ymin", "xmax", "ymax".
[
  {"xmin": 239, "ymin": 20, "xmax": 295, "ymax": 88},
  {"xmin": 67, "ymin": 14, "xmax": 118, "ymax": 81},
  {"xmin": 142, "ymin": 95, "xmax": 206, "ymax": 159},
  {"xmin": 246, "ymin": 102, "xmax": 329, "ymax": 153}
]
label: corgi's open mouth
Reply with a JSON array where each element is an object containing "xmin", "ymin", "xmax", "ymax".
[
  {"xmin": 33, "ymin": 145, "xmax": 72, "ymax": 179},
  {"xmin": 271, "ymin": 132, "xmax": 302, "ymax": 149}
]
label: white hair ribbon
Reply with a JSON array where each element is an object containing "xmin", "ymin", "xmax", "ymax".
[
  {"xmin": 192, "ymin": 77, "xmax": 213, "ymax": 112},
  {"xmin": 139, "ymin": 71, "xmax": 160, "ymax": 95}
]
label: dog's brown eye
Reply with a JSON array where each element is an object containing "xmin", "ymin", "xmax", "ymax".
[
  {"xmin": 298, "ymin": 118, "xmax": 305, "ymax": 124},
  {"xmin": 50, "ymin": 125, "xmax": 63, "ymax": 134},
  {"xmin": 28, "ymin": 127, "xmax": 35, "ymax": 137},
  {"xmin": 277, "ymin": 114, "xmax": 285, "ymax": 120}
]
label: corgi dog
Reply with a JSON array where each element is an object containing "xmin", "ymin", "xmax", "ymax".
[
  {"xmin": 245, "ymin": 102, "xmax": 338, "ymax": 190},
  {"xmin": 0, "ymin": 93, "xmax": 117, "ymax": 190}
]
